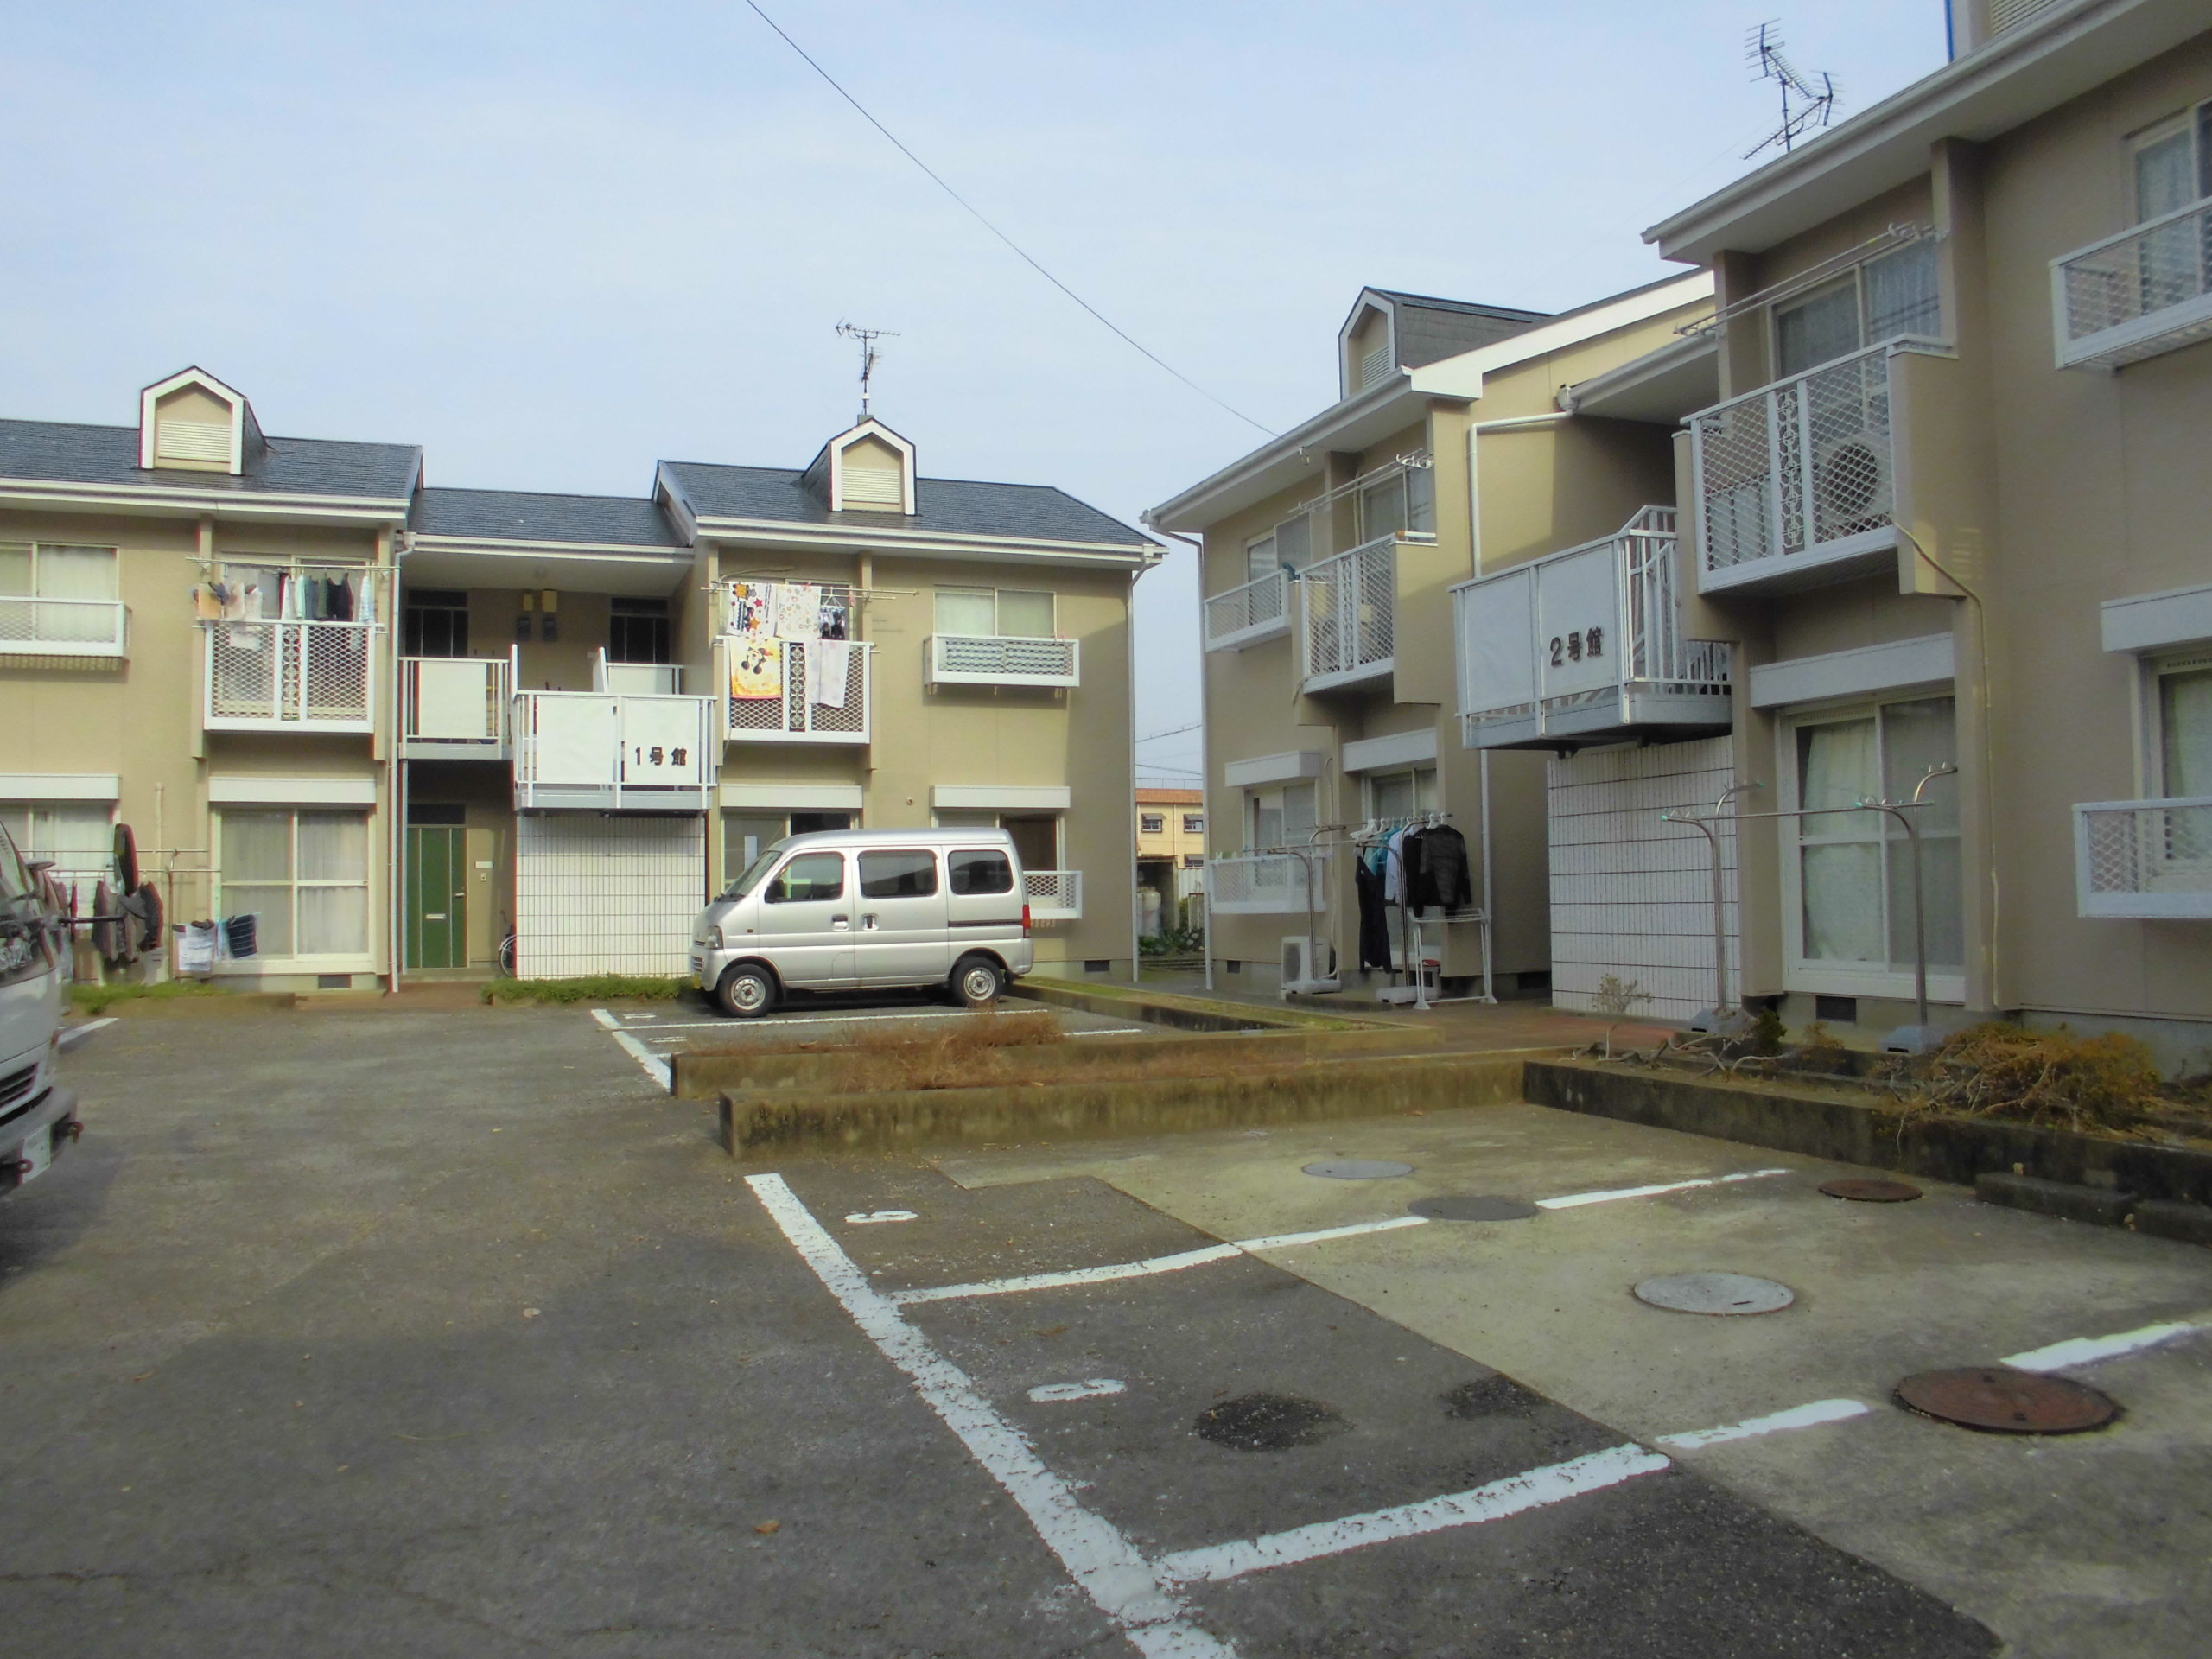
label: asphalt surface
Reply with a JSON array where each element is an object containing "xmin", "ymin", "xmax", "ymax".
[{"xmin": 0, "ymin": 1004, "xmax": 2004, "ymax": 1656}]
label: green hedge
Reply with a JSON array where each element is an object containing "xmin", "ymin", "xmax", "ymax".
[
  {"xmin": 481, "ymin": 976, "xmax": 696, "ymax": 1006},
  {"xmin": 68, "ymin": 979, "xmax": 236, "ymax": 1015}
]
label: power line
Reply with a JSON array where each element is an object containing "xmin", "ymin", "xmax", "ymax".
[
  {"xmin": 1136, "ymin": 721, "xmax": 1203, "ymax": 744},
  {"xmin": 740, "ymin": 1, "xmax": 1277, "ymax": 438}
]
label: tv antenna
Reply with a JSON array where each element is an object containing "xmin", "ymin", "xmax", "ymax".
[
  {"xmin": 836, "ymin": 321, "xmax": 899, "ymax": 422},
  {"xmin": 1745, "ymin": 22, "xmax": 1838, "ymax": 159}
]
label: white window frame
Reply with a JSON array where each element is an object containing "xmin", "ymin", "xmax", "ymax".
[
  {"xmin": 1770, "ymin": 239, "xmax": 1944, "ymax": 378},
  {"xmin": 1182, "ymin": 814, "xmax": 1204, "ymax": 834},
  {"xmin": 0, "ymin": 799, "xmax": 114, "ymax": 911},
  {"xmin": 1778, "ymin": 696, "xmax": 1964, "ymax": 1002},
  {"xmin": 1354, "ymin": 463, "xmax": 1437, "ymax": 544},
  {"xmin": 1246, "ymin": 781, "xmax": 1316, "ymax": 852},
  {"xmin": 1140, "ymin": 813, "xmax": 1166, "ymax": 835},
  {"xmin": 213, "ymin": 807, "xmax": 376, "ymax": 970},
  {"xmin": 2129, "ymin": 102, "xmax": 2212, "ymax": 225},
  {"xmin": 2144, "ymin": 648, "xmax": 2212, "ymax": 798},
  {"xmin": 932, "ymin": 587, "xmax": 1058, "ymax": 639},
  {"xmin": 1363, "ymin": 766, "xmax": 1437, "ymax": 821}
]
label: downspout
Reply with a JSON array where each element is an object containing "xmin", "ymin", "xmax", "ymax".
[
  {"xmin": 1154, "ymin": 529, "xmax": 1212, "ymax": 991},
  {"xmin": 385, "ymin": 528, "xmax": 405, "ymax": 996},
  {"xmin": 1467, "ymin": 417, "xmax": 1497, "ymax": 1001}
]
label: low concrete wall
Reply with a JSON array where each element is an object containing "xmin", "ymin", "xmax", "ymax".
[
  {"xmin": 1012, "ymin": 979, "xmax": 1377, "ymax": 1033},
  {"xmin": 718, "ymin": 1054, "xmax": 1526, "ymax": 1161}
]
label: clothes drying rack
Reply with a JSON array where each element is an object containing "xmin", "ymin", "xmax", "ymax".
[{"xmin": 1345, "ymin": 812, "xmax": 1494, "ymax": 1010}]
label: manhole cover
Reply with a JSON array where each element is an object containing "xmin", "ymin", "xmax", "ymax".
[
  {"xmin": 1633, "ymin": 1272, "xmax": 1796, "ymax": 1315},
  {"xmin": 1820, "ymin": 1178, "xmax": 1923, "ymax": 1203},
  {"xmin": 1193, "ymin": 1392, "xmax": 1350, "ymax": 1452},
  {"xmin": 1895, "ymin": 1368, "xmax": 2119, "ymax": 1434},
  {"xmin": 1440, "ymin": 1376, "xmax": 1539, "ymax": 1419},
  {"xmin": 1303, "ymin": 1160, "xmax": 1414, "ymax": 1180},
  {"xmin": 1409, "ymin": 1195, "xmax": 1538, "ymax": 1221}
]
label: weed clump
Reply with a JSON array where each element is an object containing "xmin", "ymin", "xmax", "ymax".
[
  {"xmin": 482, "ymin": 975, "xmax": 691, "ymax": 1006},
  {"xmin": 1901, "ymin": 1022, "xmax": 2164, "ymax": 1133}
]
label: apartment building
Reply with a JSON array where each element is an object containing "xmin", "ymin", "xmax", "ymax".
[
  {"xmin": 2, "ymin": 372, "xmax": 1155, "ymax": 989},
  {"xmin": 1451, "ymin": 0, "xmax": 2212, "ymax": 1059},
  {"xmin": 1135, "ymin": 786, "xmax": 1205, "ymax": 935},
  {"xmin": 1148, "ymin": 278, "xmax": 1713, "ymax": 995}
]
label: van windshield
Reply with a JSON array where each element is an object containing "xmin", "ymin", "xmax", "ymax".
[{"xmin": 723, "ymin": 848, "xmax": 783, "ymax": 901}]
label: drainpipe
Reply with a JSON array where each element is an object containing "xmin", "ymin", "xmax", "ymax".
[
  {"xmin": 1466, "ymin": 417, "xmax": 1497, "ymax": 1002},
  {"xmin": 386, "ymin": 530, "xmax": 404, "ymax": 996},
  {"xmin": 1153, "ymin": 529, "xmax": 1212, "ymax": 991}
]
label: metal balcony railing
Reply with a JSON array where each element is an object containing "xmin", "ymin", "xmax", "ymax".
[
  {"xmin": 2053, "ymin": 195, "xmax": 2212, "ymax": 369},
  {"xmin": 594, "ymin": 648, "xmax": 683, "ymax": 696},
  {"xmin": 1023, "ymin": 869, "xmax": 1083, "ymax": 920},
  {"xmin": 721, "ymin": 638, "xmax": 872, "ymax": 745},
  {"xmin": 1455, "ymin": 507, "xmax": 1733, "ymax": 750},
  {"xmin": 0, "ymin": 595, "xmax": 128, "ymax": 657},
  {"xmin": 1688, "ymin": 341, "xmax": 1938, "ymax": 593},
  {"xmin": 205, "ymin": 619, "xmax": 375, "ymax": 730},
  {"xmin": 1203, "ymin": 569, "xmax": 1290, "ymax": 652},
  {"xmin": 926, "ymin": 634, "xmax": 1080, "ymax": 687},
  {"xmin": 2074, "ymin": 797, "xmax": 2212, "ymax": 918},
  {"xmin": 1300, "ymin": 537, "xmax": 1395, "ymax": 690},
  {"xmin": 511, "ymin": 690, "xmax": 717, "ymax": 811},
  {"xmin": 402, "ymin": 655, "xmax": 510, "ymax": 751},
  {"xmin": 1209, "ymin": 850, "xmax": 1329, "ymax": 915}
]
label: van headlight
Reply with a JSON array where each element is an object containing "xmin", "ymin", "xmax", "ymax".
[{"xmin": 704, "ymin": 925, "xmax": 724, "ymax": 950}]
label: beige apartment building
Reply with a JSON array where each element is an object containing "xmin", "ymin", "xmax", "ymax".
[
  {"xmin": 1, "ymin": 372, "xmax": 1154, "ymax": 989},
  {"xmin": 1148, "ymin": 277, "xmax": 1713, "ymax": 995},
  {"xmin": 1448, "ymin": 0, "xmax": 2212, "ymax": 1060},
  {"xmin": 1135, "ymin": 786, "xmax": 1205, "ymax": 936}
]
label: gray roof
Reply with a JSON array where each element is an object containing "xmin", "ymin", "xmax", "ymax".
[
  {"xmin": 410, "ymin": 486, "xmax": 682, "ymax": 549},
  {"xmin": 0, "ymin": 418, "xmax": 421, "ymax": 500},
  {"xmin": 661, "ymin": 461, "xmax": 1154, "ymax": 548},
  {"xmin": 1370, "ymin": 290, "xmax": 1552, "ymax": 371}
]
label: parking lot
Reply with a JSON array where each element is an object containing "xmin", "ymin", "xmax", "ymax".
[{"xmin": 0, "ymin": 1002, "xmax": 2204, "ymax": 1656}]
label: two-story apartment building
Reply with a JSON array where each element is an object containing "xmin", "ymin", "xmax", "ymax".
[
  {"xmin": 3, "ymin": 373, "xmax": 1155, "ymax": 990},
  {"xmin": 1450, "ymin": 0, "xmax": 2212, "ymax": 1061},
  {"xmin": 1135, "ymin": 786, "xmax": 1205, "ymax": 936},
  {"xmin": 1148, "ymin": 278, "xmax": 1713, "ymax": 997}
]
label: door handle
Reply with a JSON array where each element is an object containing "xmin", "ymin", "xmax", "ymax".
[
  {"xmin": 831, "ymin": 915, "xmax": 850, "ymax": 931},
  {"xmin": 862, "ymin": 913, "xmax": 880, "ymax": 930}
]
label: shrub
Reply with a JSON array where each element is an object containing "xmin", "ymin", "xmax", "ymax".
[{"xmin": 1904, "ymin": 1022, "xmax": 2164, "ymax": 1132}]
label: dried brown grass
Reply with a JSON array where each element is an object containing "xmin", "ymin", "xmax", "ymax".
[{"xmin": 1897, "ymin": 1022, "xmax": 2164, "ymax": 1134}]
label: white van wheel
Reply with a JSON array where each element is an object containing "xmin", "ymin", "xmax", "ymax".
[
  {"xmin": 953, "ymin": 956, "xmax": 1005, "ymax": 1010},
  {"xmin": 717, "ymin": 963, "xmax": 777, "ymax": 1019}
]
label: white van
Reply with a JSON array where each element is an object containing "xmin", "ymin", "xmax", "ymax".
[
  {"xmin": 690, "ymin": 827, "xmax": 1035, "ymax": 1018},
  {"xmin": 0, "ymin": 822, "xmax": 81, "ymax": 1198}
]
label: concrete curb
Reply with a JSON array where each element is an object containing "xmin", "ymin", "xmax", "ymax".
[{"xmin": 1012, "ymin": 979, "xmax": 1386, "ymax": 1033}]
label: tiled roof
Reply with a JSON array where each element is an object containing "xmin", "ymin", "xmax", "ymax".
[
  {"xmin": 410, "ymin": 486, "xmax": 682, "ymax": 549},
  {"xmin": 661, "ymin": 461, "xmax": 1154, "ymax": 548},
  {"xmin": 1135, "ymin": 789, "xmax": 1204, "ymax": 804},
  {"xmin": 0, "ymin": 419, "xmax": 420, "ymax": 500}
]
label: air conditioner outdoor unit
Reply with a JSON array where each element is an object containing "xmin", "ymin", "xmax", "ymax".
[
  {"xmin": 1281, "ymin": 934, "xmax": 1340, "ymax": 998},
  {"xmin": 1813, "ymin": 430, "xmax": 1892, "ymax": 537}
]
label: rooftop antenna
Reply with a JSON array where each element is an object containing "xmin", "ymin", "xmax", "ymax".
[
  {"xmin": 835, "ymin": 321, "xmax": 899, "ymax": 423},
  {"xmin": 1745, "ymin": 22, "xmax": 1839, "ymax": 159}
]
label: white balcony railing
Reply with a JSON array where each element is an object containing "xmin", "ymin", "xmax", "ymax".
[
  {"xmin": 402, "ymin": 655, "xmax": 510, "ymax": 753},
  {"xmin": 1300, "ymin": 537, "xmax": 1395, "ymax": 690},
  {"xmin": 926, "ymin": 634, "xmax": 1080, "ymax": 687},
  {"xmin": 1024, "ymin": 868, "xmax": 1083, "ymax": 920},
  {"xmin": 721, "ymin": 638, "xmax": 872, "ymax": 745},
  {"xmin": 2053, "ymin": 195, "xmax": 2212, "ymax": 370},
  {"xmin": 2075, "ymin": 797, "xmax": 2212, "ymax": 918},
  {"xmin": 1204, "ymin": 569, "xmax": 1290, "ymax": 652},
  {"xmin": 594, "ymin": 647, "xmax": 683, "ymax": 696},
  {"xmin": 205, "ymin": 619, "xmax": 375, "ymax": 731},
  {"xmin": 0, "ymin": 596, "xmax": 128, "ymax": 657},
  {"xmin": 1688, "ymin": 340, "xmax": 1936, "ymax": 594},
  {"xmin": 1455, "ymin": 507, "xmax": 1733, "ymax": 750},
  {"xmin": 512, "ymin": 690, "xmax": 717, "ymax": 811},
  {"xmin": 1210, "ymin": 850, "xmax": 1329, "ymax": 915}
]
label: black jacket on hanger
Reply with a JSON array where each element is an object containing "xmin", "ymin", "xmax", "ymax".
[
  {"xmin": 1416, "ymin": 825, "xmax": 1473, "ymax": 912},
  {"xmin": 1355, "ymin": 856, "xmax": 1391, "ymax": 970}
]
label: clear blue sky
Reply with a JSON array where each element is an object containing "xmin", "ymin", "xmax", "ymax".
[{"xmin": 1, "ymin": 1, "xmax": 1948, "ymax": 785}]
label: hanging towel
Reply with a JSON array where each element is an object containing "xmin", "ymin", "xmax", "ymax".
[
  {"xmin": 724, "ymin": 581, "xmax": 771, "ymax": 636},
  {"xmin": 279, "ymin": 573, "xmax": 301, "ymax": 620},
  {"xmin": 177, "ymin": 920, "xmax": 219, "ymax": 976},
  {"xmin": 728, "ymin": 637, "xmax": 785, "ymax": 700},
  {"xmin": 328, "ymin": 573, "xmax": 355, "ymax": 622},
  {"xmin": 772, "ymin": 581, "xmax": 823, "ymax": 641},
  {"xmin": 192, "ymin": 584, "xmax": 224, "ymax": 622},
  {"xmin": 809, "ymin": 639, "xmax": 853, "ymax": 709},
  {"xmin": 241, "ymin": 582, "xmax": 264, "ymax": 620}
]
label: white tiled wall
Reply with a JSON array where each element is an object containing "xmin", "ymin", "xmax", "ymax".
[
  {"xmin": 516, "ymin": 814, "xmax": 705, "ymax": 979},
  {"xmin": 1548, "ymin": 738, "xmax": 1739, "ymax": 1022}
]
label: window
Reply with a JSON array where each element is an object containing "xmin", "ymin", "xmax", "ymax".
[
  {"xmin": 0, "ymin": 542, "xmax": 119, "ymax": 645},
  {"xmin": 1249, "ymin": 781, "xmax": 1316, "ymax": 850},
  {"xmin": 2155, "ymin": 658, "xmax": 2212, "ymax": 797},
  {"xmin": 0, "ymin": 801, "xmax": 111, "ymax": 910},
  {"xmin": 766, "ymin": 852, "xmax": 843, "ymax": 903},
  {"xmin": 932, "ymin": 809, "xmax": 1058, "ymax": 872},
  {"xmin": 1141, "ymin": 814, "xmax": 1166, "ymax": 834},
  {"xmin": 1773, "ymin": 239, "xmax": 1941, "ymax": 378},
  {"xmin": 1181, "ymin": 853, "xmax": 1205, "ymax": 869},
  {"xmin": 934, "ymin": 588, "xmax": 1055, "ymax": 638},
  {"xmin": 724, "ymin": 811, "xmax": 850, "ymax": 876},
  {"xmin": 402, "ymin": 589, "xmax": 468, "ymax": 658},
  {"xmin": 609, "ymin": 596, "xmax": 671, "ymax": 664},
  {"xmin": 1355, "ymin": 464, "xmax": 1436, "ymax": 543},
  {"xmin": 218, "ymin": 810, "xmax": 371, "ymax": 959},
  {"xmin": 1787, "ymin": 696, "xmax": 1960, "ymax": 983},
  {"xmin": 1244, "ymin": 512, "xmax": 1313, "ymax": 585},
  {"xmin": 858, "ymin": 849, "xmax": 938, "ymax": 899},
  {"xmin": 1366, "ymin": 768, "xmax": 1437, "ymax": 823},
  {"xmin": 949, "ymin": 849, "xmax": 1014, "ymax": 895},
  {"xmin": 2133, "ymin": 103, "xmax": 2212, "ymax": 225},
  {"xmin": 1183, "ymin": 814, "xmax": 1204, "ymax": 833}
]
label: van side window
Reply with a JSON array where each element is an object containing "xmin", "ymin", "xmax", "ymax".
[
  {"xmin": 948, "ymin": 849, "xmax": 1013, "ymax": 895},
  {"xmin": 859, "ymin": 850, "xmax": 938, "ymax": 899},
  {"xmin": 766, "ymin": 852, "xmax": 844, "ymax": 903}
]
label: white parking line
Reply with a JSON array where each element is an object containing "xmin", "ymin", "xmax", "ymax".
[
  {"xmin": 747, "ymin": 1173, "xmax": 1236, "ymax": 1659},
  {"xmin": 2003, "ymin": 1317, "xmax": 2212, "ymax": 1373},
  {"xmin": 1656, "ymin": 1398, "xmax": 1872, "ymax": 1450},
  {"xmin": 59, "ymin": 1016, "xmax": 117, "ymax": 1052},
  {"xmin": 1535, "ymin": 1169, "xmax": 1791, "ymax": 1210},
  {"xmin": 589, "ymin": 1008, "xmax": 671, "ymax": 1090}
]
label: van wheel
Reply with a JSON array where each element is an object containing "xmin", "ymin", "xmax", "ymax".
[
  {"xmin": 952, "ymin": 955, "xmax": 1005, "ymax": 1010},
  {"xmin": 716, "ymin": 963, "xmax": 777, "ymax": 1019}
]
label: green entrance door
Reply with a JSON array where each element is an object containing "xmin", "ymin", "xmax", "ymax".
[{"xmin": 406, "ymin": 825, "xmax": 467, "ymax": 969}]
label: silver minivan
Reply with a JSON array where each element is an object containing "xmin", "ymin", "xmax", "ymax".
[{"xmin": 690, "ymin": 827, "xmax": 1035, "ymax": 1018}]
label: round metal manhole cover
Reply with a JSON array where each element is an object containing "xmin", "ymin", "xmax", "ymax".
[
  {"xmin": 1895, "ymin": 1368, "xmax": 2119, "ymax": 1434},
  {"xmin": 1193, "ymin": 1392, "xmax": 1351, "ymax": 1452},
  {"xmin": 1633, "ymin": 1272, "xmax": 1796, "ymax": 1316},
  {"xmin": 1820, "ymin": 1178, "xmax": 1923, "ymax": 1203},
  {"xmin": 1303, "ymin": 1160, "xmax": 1414, "ymax": 1181},
  {"xmin": 1408, "ymin": 1195, "xmax": 1538, "ymax": 1221}
]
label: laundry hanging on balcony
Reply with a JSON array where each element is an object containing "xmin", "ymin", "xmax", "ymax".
[
  {"xmin": 725, "ymin": 579, "xmax": 848, "ymax": 642},
  {"xmin": 808, "ymin": 639, "xmax": 852, "ymax": 709},
  {"xmin": 728, "ymin": 637, "xmax": 785, "ymax": 700}
]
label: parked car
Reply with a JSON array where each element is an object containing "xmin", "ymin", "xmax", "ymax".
[
  {"xmin": 691, "ymin": 827, "xmax": 1034, "ymax": 1018},
  {"xmin": 0, "ymin": 821, "xmax": 81, "ymax": 1197}
]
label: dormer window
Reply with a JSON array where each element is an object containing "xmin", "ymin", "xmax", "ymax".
[
  {"xmin": 802, "ymin": 418, "xmax": 918, "ymax": 514},
  {"xmin": 138, "ymin": 367, "xmax": 263, "ymax": 476}
]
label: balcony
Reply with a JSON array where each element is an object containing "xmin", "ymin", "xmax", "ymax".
[
  {"xmin": 1204, "ymin": 569, "xmax": 1290, "ymax": 652},
  {"xmin": 719, "ymin": 637, "xmax": 872, "ymax": 745},
  {"xmin": 511, "ymin": 690, "xmax": 717, "ymax": 811},
  {"xmin": 1210, "ymin": 850, "xmax": 1330, "ymax": 916},
  {"xmin": 2053, "ymin": 197, "xmax": 2212, "ymax": 370},
  {"xmin": 1688, "ymin": 341, "xmax": 1940, "ymax": 595},
  {"xmin": 925, "ymin": 634, "xmax": 1080, "ymax": 688},
  {"xmin": 2074, "ymin": 797, "xmax": 2212, "ymax": 918},
  {"xmin": 1455, "ymin": 507, "xmax": 1733, "ymax": 751},
  {"xmin": 0, "ymin": 596, "xmax": 128, "ymax": 658},
  {"xmin": 205, "ymin": 619, "xmax": 375, "ymax": 732},
  {"xmin": 1024, "ymin": 869, "xmax": 1083, "ymax": 921},
  {"xmin": 1300, "ymin": 537, "xmax": 1395, "ymax": 692},
  {"xmin": 594, "ymin": 648, "xmax": 684, "ymax": 696},
  {"xmin": 401, "ymin": 655, "xmax": 511, "ymax": 759}
]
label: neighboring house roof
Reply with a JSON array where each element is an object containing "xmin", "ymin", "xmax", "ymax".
[
  {"xmin": 660, "ymin": 461, "xmax": 1154, "ymax": 548},
  {"xmin": 1363, "ymin": 290, "xmax": 1551, "ymax": 369},
  {"xmin": 0, "ymin": 418, "xmax": 421, "ymax": 501},
  {"xmin": 410, "ymin": 486, "xmax": 681, "ymax": 549},
  {"xmin": 1136, "ymin": 789, "xmax": 1204, "ymax": 804}
]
